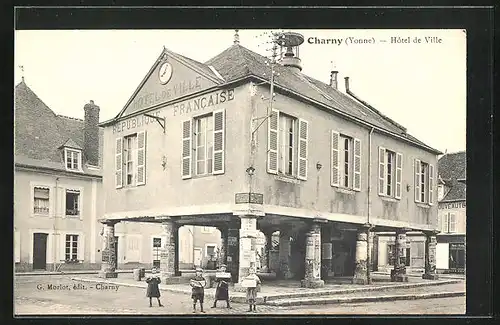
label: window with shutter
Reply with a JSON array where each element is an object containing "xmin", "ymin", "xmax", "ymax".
[
  {"xmin": 297, "ymin": 119, "xmax": 308, "ymax": 180},
  {"xmin": 182, "ymin": 120, "xmax": 192, "ymax": 179},
  {"xmin": 115, "ymin": 138, "xmax": 123, "ymax": 188},
  {"xmin": 331, "ymin": 130, "xmax": 340, "ymax": 187},
  {"xmin": 267, "ymin": 109, "xmax": 279, "ymax": 174},
  {"xmin": 395, "ymin": 152, "xmax": 403, "ymax": 199},
  {"xmin": 378, "ymin": 147, "xmax": 386, "ymax": 195},
  {"xmin": 136, "ymin": 131, "xmax": 146, "ymax": 185},
  {"xmin": 213, "ymin": 109, "xmax": 225, "ymax": 175},
  {"xmin": 124, "ymin": 134, "xmax": 138, "ymax": 186},
  {"xmin": 428, "ymin": 164, "xmax": 434, "ymax": 205},
  {"xmin": 414, "ymin": 159, "xmax": 421, "ymax": 202},
  {"xmin": 449, "ymin": 213, "xmax": 456, "ymax": 232},
  {"xmin": 353, "ymin": 138, "xmax": 361, "ymax": 191}
]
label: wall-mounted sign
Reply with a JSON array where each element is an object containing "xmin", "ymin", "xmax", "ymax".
[
  {"xmin": 235, "ymin": 193, "xmax": 263, "ymax": 205},
  {"xmin": 439, "ymin": 201, "xmax": 466, "ymax": 209}
]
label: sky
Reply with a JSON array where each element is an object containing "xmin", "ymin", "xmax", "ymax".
[{"xmin": 14, "ymin": 29, "xmax": 466, "ymax": 153}]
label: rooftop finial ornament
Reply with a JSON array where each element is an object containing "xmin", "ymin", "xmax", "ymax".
[
  {"xmin": 234, "ymin": 29, "xmax": 240, "ymax": 44},
  {"xmin": 18, "ymin": 65, "xmax": 24, "ymax": 82}
]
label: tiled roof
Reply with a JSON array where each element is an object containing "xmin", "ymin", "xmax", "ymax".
[
  {"xmin": 438, "ymin": 151, "xmax": 466, "ymax": 202},
  {"xmin": 205, "ymin": 44, "xmax": 439, "ymax": 153},
  {"xmin": 14, "ymin": 81, "xmax": 103, "ymax": 176}
]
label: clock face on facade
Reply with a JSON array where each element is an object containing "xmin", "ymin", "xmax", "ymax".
[{"xmin": 158, "ymin": 62, "xmax": 173, "ymax": 85}]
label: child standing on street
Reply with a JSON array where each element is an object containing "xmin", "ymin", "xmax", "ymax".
[
  {"xmin": 190, "ymin": 268, "xmax": 207, "ymax": 313},
  {"xmin": 145, "ymin": 267, "xmax": 163, "ymax": 307},
  {"xmin": 211, "ymin": 264, "xmax": 231, "ymax": 309},
  {"xmin": 244, "ymin": 267, "xmax": 261, "ymax": 312}
]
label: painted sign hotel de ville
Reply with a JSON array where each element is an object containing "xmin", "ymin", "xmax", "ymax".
[{"xmin": 99, "ymin": 31, "xmax": 442, "ymax": 289}]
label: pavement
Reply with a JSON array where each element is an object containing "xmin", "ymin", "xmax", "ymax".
[{"xmin": 14, "ymin": 275, "xmax": 466, "ymax": 315}]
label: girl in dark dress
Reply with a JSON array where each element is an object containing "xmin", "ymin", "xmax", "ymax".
[
  {"xmin": 145, "ymin": 267, "xmax": 163, "ymax": 307},
  {"xmin": 211, "ymin": 264, "xmax": 231, "ymax": 309}
]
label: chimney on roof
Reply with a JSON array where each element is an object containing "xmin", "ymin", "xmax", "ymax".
[
  {"xmin": 330, "ymin": 70, "xmax": 339, "ymax": 89},
  {"xmin": 344, "ymin": 76, "xmax": 350, "ymax": 92},
  {"xmin": 84, "ymin": 100, "xmax": 100, "ymax": 166},
  {"xmin": 278, "ymin": 32, "xmax": 304, "ymax": 73}
]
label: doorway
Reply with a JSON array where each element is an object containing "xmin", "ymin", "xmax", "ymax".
[
  {"xmin": 33, "ymin": 233, "xmax": 48, "ymax": 270},
  {"xmin": 194, "ymin": 248, "xmax": 202, "ymax": 268}
]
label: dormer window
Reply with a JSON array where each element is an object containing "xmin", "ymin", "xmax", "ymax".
[{"xmin": 65, "ymin": 148, "xmax": 82, "ymax": 171}]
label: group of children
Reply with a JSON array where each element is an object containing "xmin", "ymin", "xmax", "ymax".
[{"xmin": 145, "ymin": 264, "xmax": 261, "ymax": 313}]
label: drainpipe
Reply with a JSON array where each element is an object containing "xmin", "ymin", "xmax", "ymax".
[{"xmin": 366, "ymin": 128, "xmax": 374, "ymax": 283}]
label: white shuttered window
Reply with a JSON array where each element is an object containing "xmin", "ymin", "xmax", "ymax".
[
  {"xmin": 297, "ymin": 119, "xmax": 308, "ymax": 180},
  {"xmin": 184, "ymin": 110, "xmax": 226, "ymax": 179},
  {"xmin": 378, "ymin": 148, "xmax": 402, "ymax": 199},
  {"xmin": 414, "ymin": 159, "xmax": 433, "ymax": 204},
  {"xmin": 267, "ymin": 109, "xmax": 279, "ymax": 174},
  {"xmin": 331, "ymin": 131, "xmax": 360, "ymax": 191},
  {"xmin": 331, "ymin": 131, "xmax": 340, "ymax": 187}
]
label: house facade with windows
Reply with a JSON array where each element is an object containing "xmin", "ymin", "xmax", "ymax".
[
  {"xmin": 436, "ymin": 151, "xmax": 466, "ymax": 274},
  {"xmin": 14, "ymin": 81, "xmax": 105, "ymax": 271},
  {"xmin": 98, "ymin": 33, "xmax": 441, "ymax": 286}
]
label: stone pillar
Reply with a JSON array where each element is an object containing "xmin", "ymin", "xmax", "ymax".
[
  {"xmin": 226, "ymin": 226, "xmax": 240, "ymax": 283},
  {"xmin": 237, "ymin": 215, "xmax": 258, "ymax": 283},
  {"xmin": 352, "ymin": 225, "xmax": 369, "ymax": 284},
  {"xmin": 217, "ymin": 226, "xmax": 229, "ymax": 267},
  {"xmin": 261, "ymin": 230, "xmax": 273, "ymax": 273},
  {"xmin": 160, "ymin": 218, "xmax": 176, "ymax": 282},
  {"xmin": 278, "ymin": 227, "xmax": 292, "ymax": 279},
  {"xmin": 321, "ymin": 224, "xmax": 333, "ymax": 280},
  {"xmin": 422, "ymin": 231, "xmax": 439, "ymax": 280},
  {"xmin": 98, "ymin": 221, "xmax": 118, "ymax": 278},
  {"xmin": 174, "ymin": 224, "xmax": 180, "ymax": 276},
  {"xmin": 301, "ymin": 222, "xmax": 325, "ymax": 288},
  {"xmin": 391, "ymin": 228, "xmax": 409, "ymax": 282}
]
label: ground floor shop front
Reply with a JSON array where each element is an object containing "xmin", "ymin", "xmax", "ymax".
[{"xmin": 436, "ymin": 234, "xmax": 466, "ymax": 274}]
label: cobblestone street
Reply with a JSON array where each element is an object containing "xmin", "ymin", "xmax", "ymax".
[{"xmin": 14, "ymin": 275, "xmax": 465, "ymax": 315}]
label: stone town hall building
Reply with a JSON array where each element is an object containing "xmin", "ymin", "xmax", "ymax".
[{"xmin": 98, "ymin": 32, "xmax": 442, "ymax": 287}]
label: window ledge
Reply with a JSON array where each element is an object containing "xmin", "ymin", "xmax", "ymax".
[
  {"xmin": 380, "ymin": 196, "xmax": 399, "ymax": 203},
  {"xmin": 192, "ymin": 174, "xmax": 217, "ymax": 180},
  {"xmin": 65, "ymin": 168, "xmax": 84, "ymax": 173},
  {"xmin": 333, "ymin": 187, "xmax": 356, "ymax": 195},
  {"xmin": 274, "ymin": 175, "xmax": 301, "ymax": 184},
  {"xmin": 416, "ymin": 203, "xmax": 431, "ymax": 209}
]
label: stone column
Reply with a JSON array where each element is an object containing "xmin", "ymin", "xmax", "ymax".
[
  {"xmin": 226, "ymin": 226, "xmax": 240, "ymax": 283},
  {"xmin": 301, "ymin": 222, "xmax": 325, "ymax": 288},
  {"xmin": 237, "ymin": 215, "xmax": 258, "ymax": 283},
  {"xmin": 261, "ymin": 230, "xmax": 273, "ymax": 273},
  {"xmin": 217, "ymin": 226, "xmax": 229, "ymax": 267},
  {"xmin": 278, "ymin": 227, "xmax": 292, "ymax": 279},
  {"xmin": 391, "ymin": 228, "xmax": 409, "ymax": 282},
  {"xmin": 422, "ymin": 231, "xmax": 439, "ymax": 280},
  {"xmin": 174, "ymin": 224, "xmax": 180, "ymax": 276},
  {"xmin": 352, "ymin": 224, "xmax": 369, "ymax": 284},
  {"xmin": 98, "ymin": 220, "xmax": 118, "ymax": 278},
  {"xmin": 160, "ymin": 218, "xmax": 176, "ymax": 283},
  {"xmin": 321, "ymin": 224, "xmax": 333, "ymax": 280}
]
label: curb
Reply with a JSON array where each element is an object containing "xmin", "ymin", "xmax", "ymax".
[
  {"xmin": 71, "ymin": 276, "xmax": 462, "ymax": 305},
  {"xmin": 266, "ymin": 291, "xmax": 466, "ymax": 306}
]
